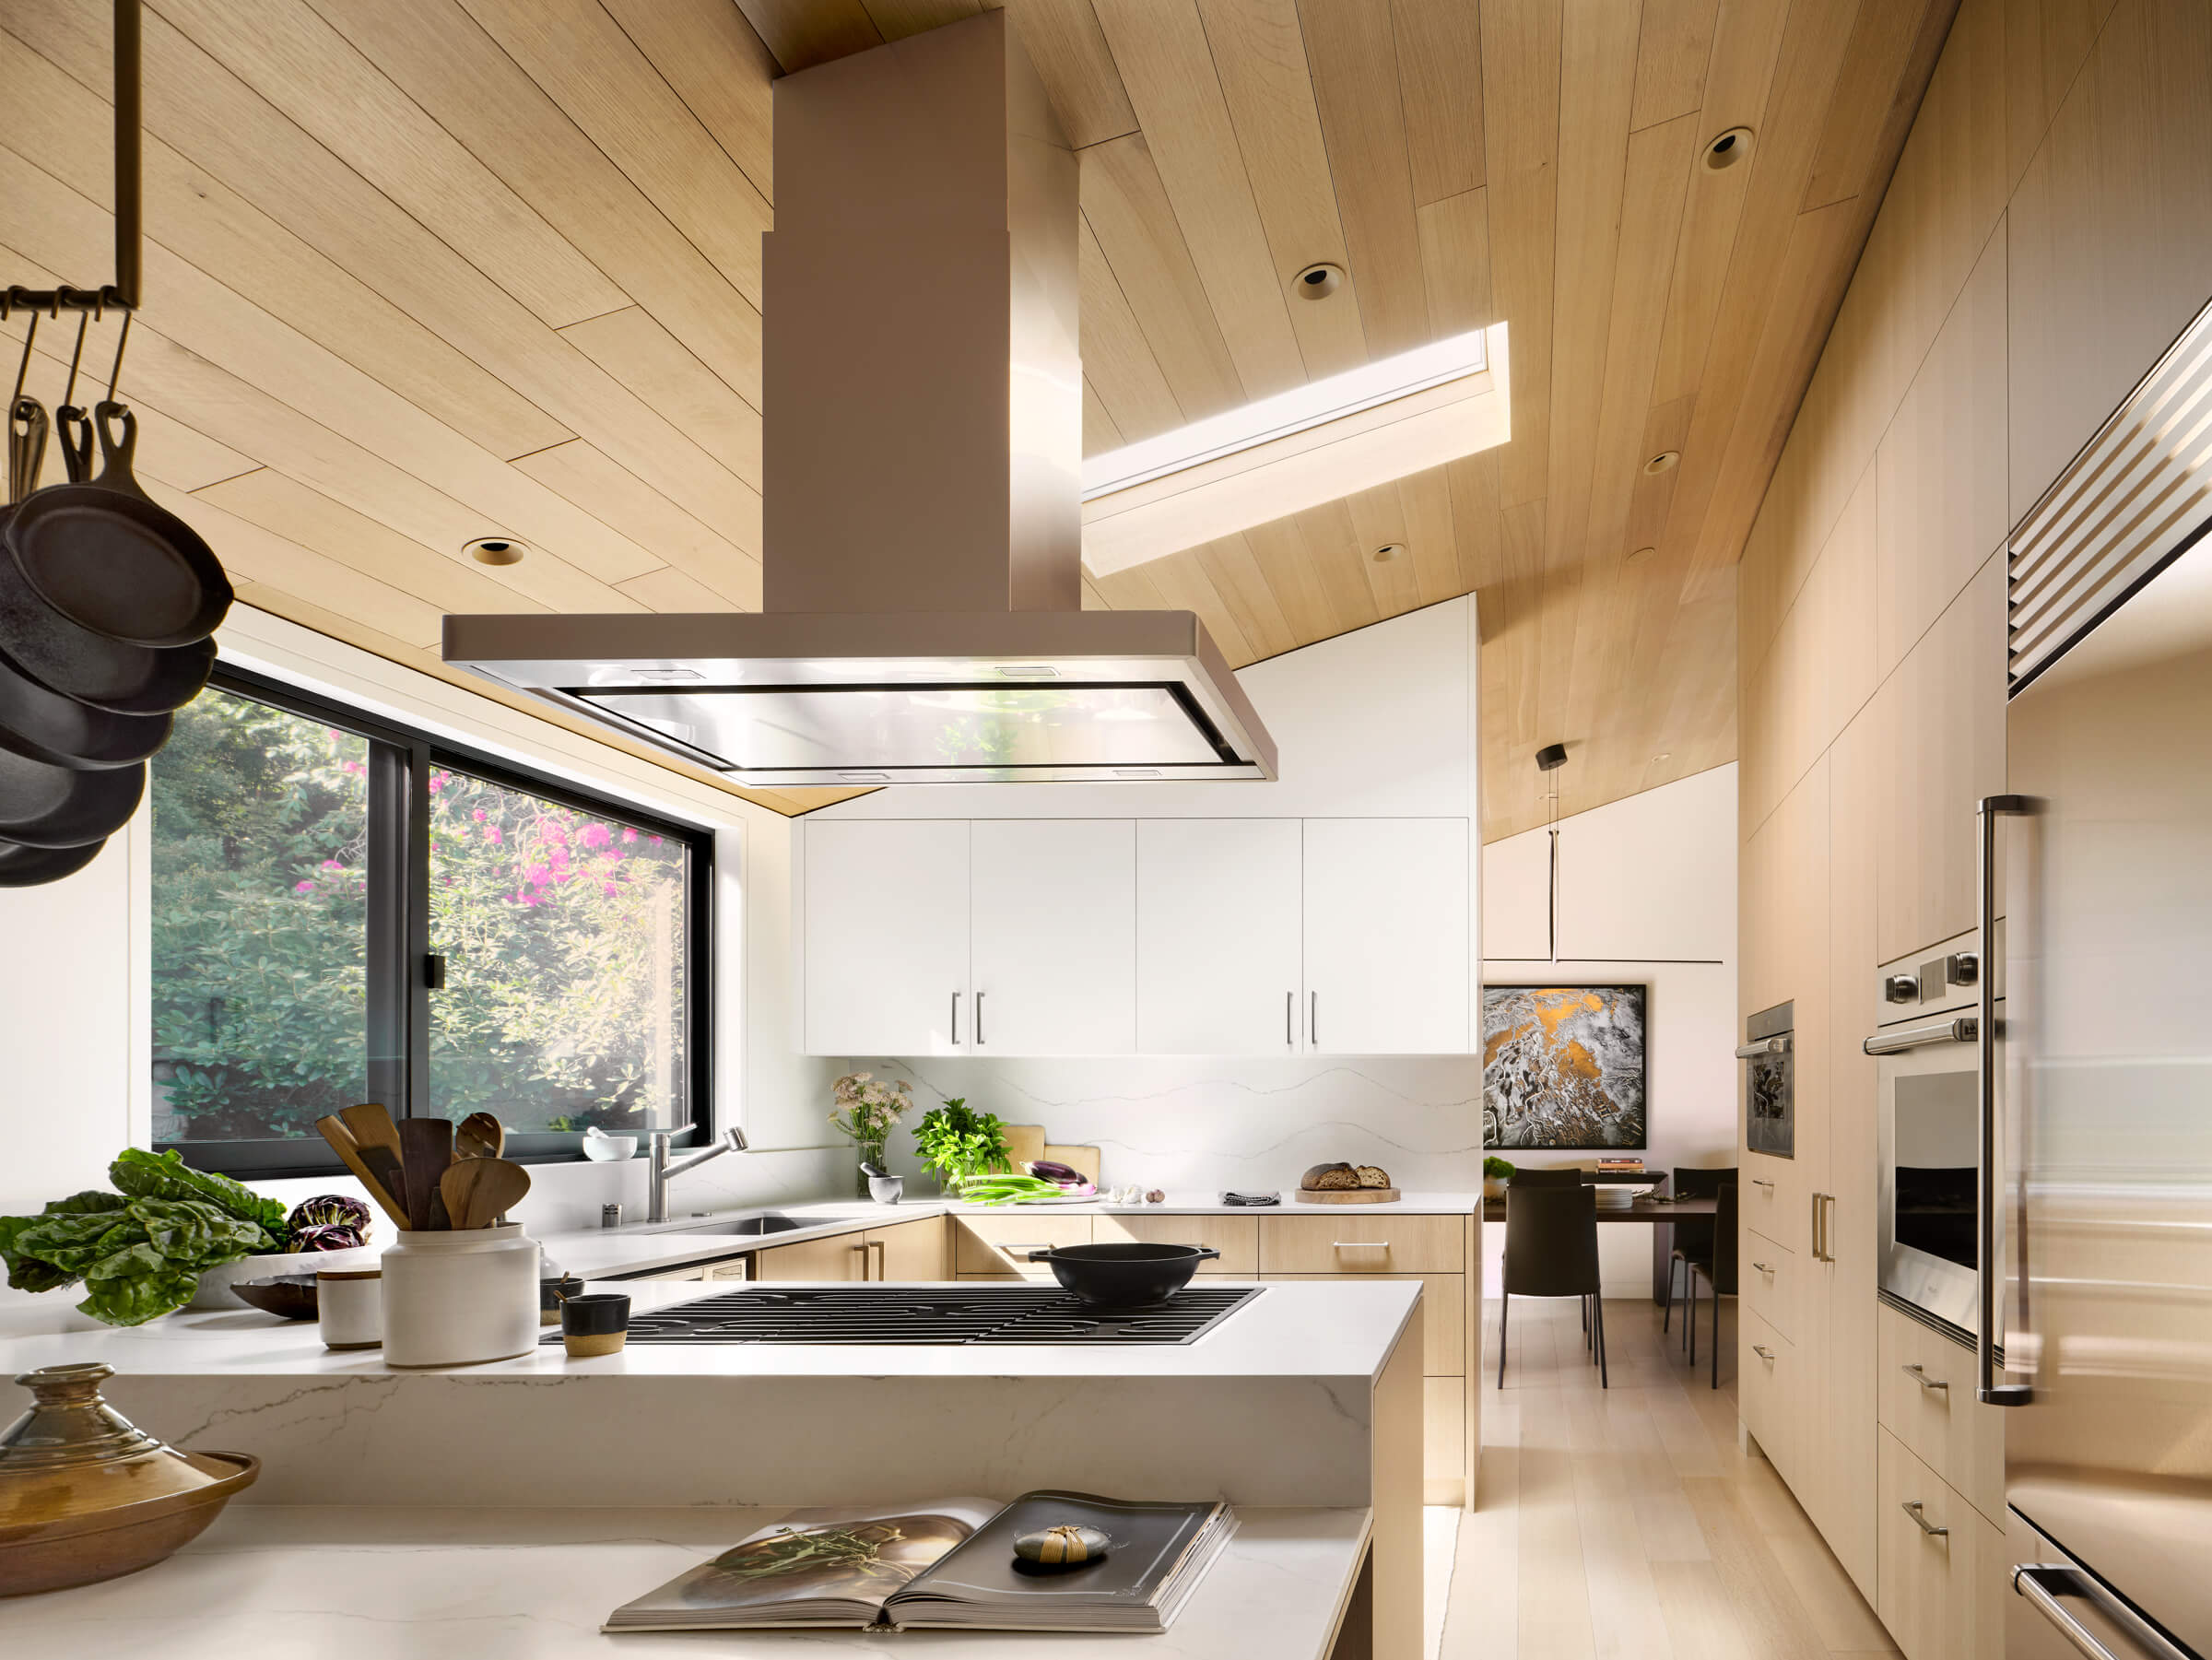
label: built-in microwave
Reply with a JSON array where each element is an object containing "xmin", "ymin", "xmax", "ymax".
[{"xmin": 1868, "ymin": 928, "xmax": 1999, "ymax": 1337}]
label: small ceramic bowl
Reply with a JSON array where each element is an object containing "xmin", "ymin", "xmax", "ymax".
[
  {"xmin": 582, "ymin": 1134, "xmax": 638, "ymax": 1162},
  {"xmin": 230, "ymin": 1275, "xmax": 320, "ymax": 1321}
]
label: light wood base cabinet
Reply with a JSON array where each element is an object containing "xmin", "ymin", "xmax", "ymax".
[{"xmin": 1877, "ymin": 1427, "xmax": 2005, "ymax": 1660}]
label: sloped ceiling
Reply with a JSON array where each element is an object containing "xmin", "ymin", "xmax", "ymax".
[{"xmin": 0, "ymin": 0, "xmax": 1955, "ymax": 835}]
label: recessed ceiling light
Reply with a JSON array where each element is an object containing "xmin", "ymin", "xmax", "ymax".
[
  {"xmin": 1642, "ymin": 451, "xmax": 1679, "ymax": 476},
  {"xmin": 1625, "ymin": 545, "xmax": 1656, "ymax": 563},
  {"xmin": 465, "ymin": 536, "xmax": 527, "ymax": 566},
  {"xmin": 1371, "ymin": 543, "xmax": 1406, "ymax": 563},
  {"xmin": 1704, "ymin": 127, "xmax": 1754, "ymax": 171},
  {"xmin": 1293, "ymin": 262, "xmax": 1345, "ymax": 300}
]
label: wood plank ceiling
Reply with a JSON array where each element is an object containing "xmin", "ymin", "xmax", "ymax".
[{"xmin": 0, "ymin": 0, "xmax": 1957, "ymax": 837}]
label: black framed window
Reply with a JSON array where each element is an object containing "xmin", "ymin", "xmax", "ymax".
[{"xmin": 150, "ymin": 666, "xmax": 712, "ymax": 1177}]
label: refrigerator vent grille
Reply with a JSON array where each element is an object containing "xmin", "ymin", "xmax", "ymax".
[{"xmin": 2009, "ymin": 292, "xmax": 2212, "ymax": 688}]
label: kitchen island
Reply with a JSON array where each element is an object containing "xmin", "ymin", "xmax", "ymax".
[{"xmin": 0, "ymin": 1275, "xmax": 1420, "ymax": 1657}]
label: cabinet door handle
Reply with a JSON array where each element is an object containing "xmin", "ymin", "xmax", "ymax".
[
  {"xmin": 1900, "ymin": 1500, "xmax": 1949, "ymax": 1539},
  {"xmin": 1286, "ymin": 990, "xmax": 1294, "ymax": 1048},
  {"xmin": 951, "ymin": 990, "xmax": 960, "ymax": 1045},
  {"xmin": 1752, "ymin": 1345, "xmax": 1775, "ymax": 1360},
  {"xmin": 1900, "ymin": 1363, "xmax": 1950, "ymax": 1393},
  {"xmin": 851, "ymin": 1242, "xmax": 871, "ymax": 1280},
  {"xmin": 1752, "ymin": 1261, "xmax": 1775, "ymax": 1274},
  {"xmin": 1750, "ymin": 1177, "xmax": 1775, "ymax": 1189},
  {"xmin": 975, "ymin": 990, "xmax": 986, "ymax": 1046},
  {"xmin": 1311, "ymin": 991, "xmax": 1319, "ymax": 1047},
  {"xmin": 869, "ymin": 1239, "xmax": 887, "ymax": 1280}
]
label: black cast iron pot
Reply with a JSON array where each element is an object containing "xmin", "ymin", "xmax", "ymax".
[{"xmin": 1024, "ymin": 1242, "xmax": 1220, "ymax": 1308}]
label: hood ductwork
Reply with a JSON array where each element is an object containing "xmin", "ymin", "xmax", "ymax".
[{"xmin": 442, "ymin": 13, "xmax": 1276, "ymax": 785}]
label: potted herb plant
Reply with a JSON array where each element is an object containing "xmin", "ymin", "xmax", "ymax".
[
  {"xmin": 1483, "ymin": 1155, "xmax": 1515, "ymax": 1201},
  {"xmin": 911, "ymin": 1099, "xmax": 1011, "ymax": 1196},
  {"xmin": 829, "ymin": 1073, "xmax": 912, "ymax": 1199}
]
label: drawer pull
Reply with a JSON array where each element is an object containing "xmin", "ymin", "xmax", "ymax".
[
  {"xmin": 997, "ymin": 1243, "xmax": 1055, "ymax": 1254},
  {"xmin": 1333, "ymin": 1241, "xmax": 1390, "ymax": 1249},
  {"xmin": 1750, "ymin": 1178, "xmax": 1776, "ymax": 1189},
  {"xmin": 1752, "ymin": 1345, "xmax": 1775, "ymax": 1360},
  {"xmin": 1752, "ymin": 1261, "xmax": 1775, "ymax": 1273},
  {"xmin": 1900, "ymin": 1501, "xmax": 1949, "ymax": 1539},
  {"xmin": 1900, "ymin": 1363, "xmax": 1950, "ymax": 1393}
]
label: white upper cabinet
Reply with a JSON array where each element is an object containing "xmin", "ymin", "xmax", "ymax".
[
  {"xmin": 970, "ymin": 820, "xmax": 1136, "ymax": 1055},
  {"xmin": 1135, "ymin": 819, "xmax": 1304, "ymax": 1054},
  {"xmin": 1302, "ymin": 818, "xmax": 1472, "ymax": 1054},
  {"xmin": 802, "ymin": 820, "xmax": 971, "ymax": 1055}
]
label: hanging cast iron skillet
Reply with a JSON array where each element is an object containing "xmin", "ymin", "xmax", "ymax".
[
  {"xmin": 0, "ymin": 644, "xmax": 171, "ymax": 769},
  {"xmin": 1022, "ymin": 1242, "xmax": 1220, "ymax": 1308},
  {"xmin": 5, "ymin": 401, "xmax": 232, "ymax": 648},
  {"xmin": 0, "ymin": 834, "xmax": 106, "ymax": 889},
  {"xmin": 0, "ymin": 545, "xmax": 214, "ymax": 713},
  {"xmin": 0, "ymin": 745, "xmax": 144, "ymax": 848}
]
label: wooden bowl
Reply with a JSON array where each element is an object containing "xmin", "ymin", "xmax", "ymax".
[
  {"xmin": 0, "ymin": 1449, "xmax": 259, "ymax": 1596},
  {"xmin": 229, "ymin": 1275, "xmax": 320, "ymax": 1321}
]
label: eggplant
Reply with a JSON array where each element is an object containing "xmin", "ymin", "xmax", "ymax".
[{"xmin": 1025, "ymin": 1159, "xmax": 1086, "ymax": 1185}]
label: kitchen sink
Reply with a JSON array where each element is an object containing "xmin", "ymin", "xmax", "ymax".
[{"xmin": 666, "ymin": 1213, "xmax": 863, "ymax": 1236}]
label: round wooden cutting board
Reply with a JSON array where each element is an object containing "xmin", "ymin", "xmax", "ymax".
[{"xmin": 1292, "ymin": 1187, "xmax": 1401, "ymax": 1204}]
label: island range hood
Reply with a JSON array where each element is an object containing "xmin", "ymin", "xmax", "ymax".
[{"xmin": 443, "ymin": 12, "xmax": 1276, "ymax": 786}]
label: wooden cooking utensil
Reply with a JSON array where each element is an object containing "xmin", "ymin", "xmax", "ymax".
[
  {"xmin": 399, "ymin": 1116, "xmax": 455, "ymax": 1230},
  {"xmin": 455, "ymin": 1112, "xmax": 503, "ymax": 1161},
  {"xmin": 314, "ymin": 1115, "xmax": 410, "ymax": 1230},
  {"xmin": 440, "ymin": 1157, "xmax": 530, "ymax": 1230},
  {"xmin": 336, "ymin": 1103, "xmax": 409, "ymax": 1222}
]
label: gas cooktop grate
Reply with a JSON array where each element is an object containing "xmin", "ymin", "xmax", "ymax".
[{"xmin": 554, "ymin": 1284, "xmax": 1263, "ymax": 1346}]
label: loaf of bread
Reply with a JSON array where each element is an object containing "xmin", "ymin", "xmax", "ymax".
[
  {"xmin": 1300, "ymin": 1161, "xmax": 1359, "ymax": 1191},
  {"xmin": 1355, "ymin": 1165, "xmax": 1392, "ymax": 1188}
]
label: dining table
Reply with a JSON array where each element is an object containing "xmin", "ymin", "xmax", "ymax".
[{"xmin": 1480, "ymin": 1185, "xmax": 1722, "ymax": 1303}]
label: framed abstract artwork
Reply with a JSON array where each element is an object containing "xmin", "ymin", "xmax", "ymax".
[{"xmin": 1482, "ymin": 984, "xmax": 1648, "ymax": 1150}]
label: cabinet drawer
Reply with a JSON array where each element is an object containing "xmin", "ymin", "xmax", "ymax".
[
  {"xmin": 1738, "ymin": 1308, "xmax": 1794, "ymax": 1482},
  {"xmin": 1877, "ymin": 1429, "xmax": 2005, "ymax": 1660},
  {"xmin": 1265, "ymin": 1274, "xmax": 1465, "ymax": 1375},
  {"xmin": 1093, "ymin": 1214, "xmax": 1258, "ymax": 1274},
  {"xmin": 1260, "ymin": 1214, "xmax": 1466, "ymax": 1274},
  {"xmin": 1741, "ymin": 1232, "xmax": 1795, "ymax": 1341},
  {"xmin": 953, "ymin": 1215, "xmax": 1092, "ymax": 1274},
  {"xmin": 753, "ymin": 1233, "xmax": 869, "ymax": 1282},
  {"xmin": 1424, "ymin": 1376, "xmax": 1467, "ymax": 1506},
  {"xmin": 1877, "ymin": 1302, "xmax": 2006, "ymax": 1526},
  {"xmin": 1741, "ymin": 1158, "xmax": 1799, "ymax": 1251},
  {"xmin": 701, "ymin": 1259, "xmax": 751, "ymax": 1282}
]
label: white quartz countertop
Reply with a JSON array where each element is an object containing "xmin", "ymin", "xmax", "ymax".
[
  {"xmin": 0, "ymin": 1503, "xmax": 1371, "ymax": 1659},
  {"xmin": 545, "ymin": 1192, "xmax": 1484, "ymax": 1281},
  {"xmin": 0, "ymin": 1276, "xmax": 1418, "ymax": 1383}
]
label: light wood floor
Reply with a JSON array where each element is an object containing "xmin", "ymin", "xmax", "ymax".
[{"xmin": 1437, "ymin": 1295, "xmax": 1897, "ymax": 1660}]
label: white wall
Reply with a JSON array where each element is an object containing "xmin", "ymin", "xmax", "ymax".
[
  {"xmin": 0, "ymin": 605, "xmax": 842, "ymax": 1304},
  {"xmin": 1479, "ymin": 764, "xmax": 1739, "ymax": 1292}
]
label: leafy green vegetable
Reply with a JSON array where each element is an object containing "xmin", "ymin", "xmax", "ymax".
[
  {"xmin": 78, "ymin": 1247, "xmax": 201, "ymax": 1327},
  {"xmin": 912, "ymin": 1098, "xmax": 1012, "ymax": 1195},
  {"xmin": 129, "ymin": 1196, "xmax": 268, "ymax": 1265},
  {"xmin": 111, "ymin": 1148, "xmax": 287, "ymax": 1236},
  {"xmin": 956, "ymin": 1173, "xmax": 1066, "ymax": 1207}
]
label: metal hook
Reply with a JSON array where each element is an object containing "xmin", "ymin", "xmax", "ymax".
[
  {"xmin": 59, "ymin": 309, "xmax": 90, "ymax": 410},
  {"xmin": 104, "ymin": 310, "xmax": 133, "ymax": 403},
  {"xmin": 9, "ymin": 312, "xmax": 38, "ymax": 410}
]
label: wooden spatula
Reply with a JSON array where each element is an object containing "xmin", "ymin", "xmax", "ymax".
[
  {"xmin": 441, "ymin": 1157, "xmax": 530, "ymax": 1230},
  {"xmin": 337, "ymin": 1103, "xmax": 409, "ymax": 1223},
  {"xmin": 316, "ymin": 1114, "xmax": 410, "ymax": 1230},
  {"xmin": 399, "ymin": 1116, "xmax": 455, "ymax": 1230},
  {"xmin": 455, "ymin": 1112, "xmax": 504, "ymax": 1161}
]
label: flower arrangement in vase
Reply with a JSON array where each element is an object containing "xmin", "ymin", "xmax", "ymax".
[{"xmin": 829, "ymin": 1072, "xmax": 912, "ymax": 1198}]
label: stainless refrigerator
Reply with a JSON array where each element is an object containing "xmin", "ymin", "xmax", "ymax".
[{"xmin": 1994, "ymin": 300, "xmax": 2212, "ymax": 1660}]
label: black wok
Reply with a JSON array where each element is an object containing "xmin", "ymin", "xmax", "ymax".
[
  {"xmin": 1023, "ymin": 1242, "xmax": 1220, "ymax": 1308},
  {"xmin": 6, "ymin": 402, "xmax": 232, "ymax": 648},
  {"xmin": 0, "ymin": 835, "xmax": 107, "ymax": 888},
  {"xmin": 0, "ymin": 746, "xmax": 144, "ymax": 847}
]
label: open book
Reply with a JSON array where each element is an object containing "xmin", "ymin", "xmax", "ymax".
[{"xmin": 603, "ymin": 1490, "xmax": 1237, "ymax": 1634}]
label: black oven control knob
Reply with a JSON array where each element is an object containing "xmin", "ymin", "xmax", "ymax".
[{"xmin": 1885, "ymin": 973, "xmax": 1919, "ymax": 1003}]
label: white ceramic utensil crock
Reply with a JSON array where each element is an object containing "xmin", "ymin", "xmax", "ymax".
[{"xmin": 378, "ymin": 1223, "xmax": 538, "ymax": 1366}]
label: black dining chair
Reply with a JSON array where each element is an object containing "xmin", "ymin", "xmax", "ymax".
[
  {"xmin": 1678, "ymin": 1183, "xmax": 1738, "ymax": 1388},
  {"xmin": 1664, "ymin": 1165, "xmax": 1736, "ymax": 1339},
  {"xmin": 1498, "ymin": 1182, "xmax": 1606, "ymax": 1389},
  {"xmin": 1503, "ymin": 1168, "xmax": 1594, "ymax": 1344}
]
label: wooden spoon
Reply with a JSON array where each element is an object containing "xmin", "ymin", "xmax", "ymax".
[
  {"xmin": 399, "ymin": 1116, "xmax": 455, "ymax": 1230},
  {"xmin": 337, "ymin": 1103, "xmax": 409, "ymax": 1222},
  {"xmin": 455, "ymin": 1112, "xmax": 504, "ymax": 1161},
  {"xmin": 315, "ymin": 1114, "xmax": 410, "ymax": 1230},
  {"xmin": 441, "ymin": 1157, "xmax": 530, "ymax": 1230}
]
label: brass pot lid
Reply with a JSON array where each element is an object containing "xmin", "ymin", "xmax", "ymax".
[{"xmin": 0, "ymin": 1361, "xmax": 229, "ymax": 1527}]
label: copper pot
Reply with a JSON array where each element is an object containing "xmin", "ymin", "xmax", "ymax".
[{"xmin": 0, "ymin": 1361, "xmax": 259, "ymax": 1596}]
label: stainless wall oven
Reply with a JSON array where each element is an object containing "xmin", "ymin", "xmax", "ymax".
[
  {"xmin": 1868, "ymin": 930, "xmax": 1994, "ymax": 1337},
  {"xmin": 1736, "ymin": 1001, "xmax": 1794, "ymax": 1158}
]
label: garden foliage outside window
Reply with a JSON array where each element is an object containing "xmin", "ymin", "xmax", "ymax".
[{"xmin": 150, "ymin": 671, "xmax": 710, "ymax": 1175}]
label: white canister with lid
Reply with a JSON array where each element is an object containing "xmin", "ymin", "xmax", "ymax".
[
  {"xmin": 379, "ymin": 1223, "xmax": 539, "ymax": 1367},
  {"xmin": 316, "ymin": 1266, "xmax": 382, "ymax": 1350}
]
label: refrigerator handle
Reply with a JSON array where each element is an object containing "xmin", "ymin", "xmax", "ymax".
[
  {"xmin": 1978, "ymin": 794, "xmax": 2032, "ymax": 1406},
  {"xmin": 2015, "ymin": 1565, "xmax": 2195, "ymax": 1660}
]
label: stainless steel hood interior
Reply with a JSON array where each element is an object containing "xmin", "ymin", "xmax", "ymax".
[{"xmin": 441, "ymin": 12, "xmax": 1277, "ymax": 785}]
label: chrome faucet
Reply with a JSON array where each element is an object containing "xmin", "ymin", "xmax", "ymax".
[{"xmin": 647, "ymin": 1125, "xmax": 748, "ymax": 1223}]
